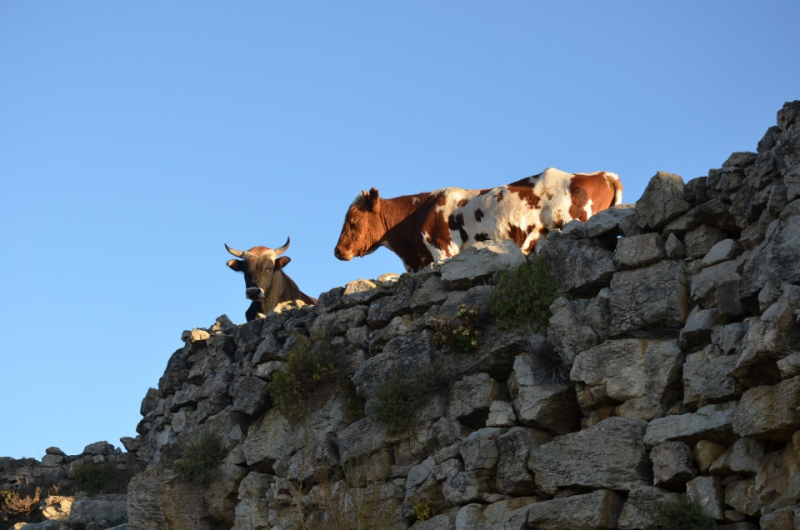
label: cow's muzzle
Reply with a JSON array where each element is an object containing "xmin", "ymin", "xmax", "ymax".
[
  {"xmin": 246, "ymin": 287, "xmax": 265, "ymax": 300},
  {"xmin": 334, "ymin": 247, "xmax": 352, "ymax": 261}
]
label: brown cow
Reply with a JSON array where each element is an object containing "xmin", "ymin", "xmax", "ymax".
[
  {"xmin": 226, "ymin": 237, "xmax": 316, "ymax": 321},
  {"xmin": 334, "ymin": 167, "xmax": 622, "ymax": 272}
]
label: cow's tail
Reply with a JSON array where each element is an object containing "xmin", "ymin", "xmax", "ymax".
[{"xmin": 606, "ymin": 172, "xmax": 623, "ymax": 206}]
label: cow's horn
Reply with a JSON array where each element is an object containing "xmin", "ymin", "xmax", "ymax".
[
  {"xmin": 225, "ymin": 244, "xmax": 245, "ymax": 258},
  {"xmin": 273, "ymin": 237, "xmax": 290, "ymax": 256}
]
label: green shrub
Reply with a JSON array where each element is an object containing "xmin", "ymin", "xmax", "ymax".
[
  {"xmin": 427, "ymin": 304, "xmax": 481, "ymax": 352},
  {"xmin": 173, "ymin": 431, "xmax": 229, "ymax": 486},
  {"xmin": 73, "ymin": 460, "xmax": 134, "ymax": 494},
  {"xmin": 372, "ymin": 361, "xmax": 451, "ymax": 435},
  {"xmin": 267, "ymin": 333, "xmax": 363, "ymax": 423},
  {"xmin": 646, "ymin": 496, "xmax": 719, "ymax": 530},
  {"xmin": 490, "ymin": 257, "xmax": 562, "ymax": 331}
]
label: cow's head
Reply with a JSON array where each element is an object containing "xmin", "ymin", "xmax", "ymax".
[
  {"xmin": 334, "ymin": 188, "xmax": 383, "ymax": 261},
  {"xmin": 225, "ymin": 238, "xmax": 291, "ymax": 301}
]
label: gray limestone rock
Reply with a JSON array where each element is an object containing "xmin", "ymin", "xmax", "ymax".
[
  {"xmin": 571, "ymin": 338, "xmax": 683, "ymax": 420},
  {"xmin": 680, "ymin": 307, "xmax": 725, "ymax": 352},
  {"xmin": 509, "ymin": 353, "xmax": 580, "ymax": 435},
  {"xmin": 614, "ymin": 233, "xmax": 666, "ymax": 271},
  {"xmin": 686, "ymin": 475, "xmax": 725, "ymax": 520},
  {"xmin": 732, "ymin": 376, "xmax": 800, "ymax": 440},
  {"xmin": 585, "ymin": 203, "xmax": 636, "ymax": 238},
  {"xmin": 703, "ymin": 238, "xmax": 743, "ymax": 267},
  {"xmin": 528, "ymin": 417, "xmax": 651, "ymax": 494},
  {"xmin": 459, "ymin": 428, "xmax": 503, "ymax": 471},
  {"xmin": 547, "ymin": 297, "xmax": 602, "ymax": 365},
  {"xmin": 664, "ymin": 233, "xmax": 686, "ymax": 259},
  {"xmin": 733, "ymin": 285, "xmax": 800, "ymax": 386},
  {"xmin": 527, "ymin": 489, "xmax": 624, "ymax": 530},
  {"xmin": 538, "ymin": 239, "xmax": 616, "ymax": 297},
  {"xmin": 651, "ymin": 441, "xmax": 697, "ymax": 489},
  {"xmin": 486, "ymin": 400, "xmax": 516, "ymax": 428},
  {"xmin": 709, "ymin": 437, "xmax": 766, "ymax": 476},
  {"xmin": 685, "ymin": 225, "xmax": 729, "ymax": 259},
  {"xmin": 440, "ymin": 240, "xmax": 526, "ymax": 290},
  {"xmin": 618, "ymin": 486, "xmax": 683, "ymax": 530},
  {"xmin": 609, "ymin": 260, "xmax": 690, "ymax": 338},
  {"xmin": 495, "ymin": 426, "xmax": 550, "ymax": 495},
  {"xmin": 691, "ymin": 256, "xmax": 746, "ymax": 317},
  {"xmin": 636, "ymin": 172, "xmax": 692, "ymax": 230},
  {"xmin": 754, "ymin": 440, "xmax": 800, "ymax": 517},
  {"xmin": 446, "ymin": 373, "xmax": 506, "ymax": 429},
  {"xmin": 724, "ymin": 477, "xmax": 760, "ymax": 517},
  {"xmin": 644, "ymin": 402, "xmax": 738, "ymax": 447},
  {"xmin": 740, "ymin": 202, "xmax": 800, "ymax": 312},
  {"xmin": 683, "ymin": 346, "xmax": 741, "ymax": 407},
  {"xmin": 455, "ymin": 497, "xmax": 541, "ymax": 530}
]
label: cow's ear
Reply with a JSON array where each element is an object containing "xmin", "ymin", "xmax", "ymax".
[
  {"xmin": 275, "ymin": 256, "xmax": 291, "ymax": 269},
  {"xmin": 367, "ymin": 188, "xmax": 381, "ymax": 211},
  {"xmin": 227, "ymin": 259, "xmax": 243, "ymax": 271}
]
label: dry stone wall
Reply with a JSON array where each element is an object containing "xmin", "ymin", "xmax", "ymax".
[
  {"xmin": 121, "ymin": 101, "xmax": 800, "ymax": 530},
  {"xmin": 6, "ymin": 101, "xmax": 800, "ymax": 530}
]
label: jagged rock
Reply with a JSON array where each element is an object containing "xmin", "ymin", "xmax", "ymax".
[
  {"xmin": 636, "ymin": 172, "xmax": 692, "ymax": 230},
  {"xmin": 353, "ymin": 332, "xmax": 434, "ymax": 406},
  {"xmin": 440, "ymin": 239, "xmax": 526, "ymax": 289},
  {"xmin": 455, "ymin": 497, "xmax": 541, "ymax": 530},
  {"xmin": 231, "ymin": 376, "xmax": 268, "ymax": 416},
  {"xmin": 571, "ymin": 338, "xmax": 683, "ymax": 420},
  {"xmin": 459, "ymin": 428, "xmax": 502, "ymax": 471},
  {"xmin": 538, "ymin": 239, "xmax": 616, "ymax": 297},
  {"xmin": 232, "ymin": 472, "xmax": 272, "ymax": 530},
  {"xmin": 618, "ymin": 486, "xmax": 683, "ymax": 530},
  {"xmin": 528, "ymin": 417, "xmax": 650, "ymax": 494},
  {"xmin": 584, "ymin": 203, "xmax": 636, "ymax": 238},
  {"xmin": 442, "ymin": 469, "xmax": 492, "ymax": 505},
  {"xmin": 691, "ymin": 256, "xmax": 746, "ymax": 317},
  {"xmin": 685, "ymin": 225, "xmax": 729, "ymax": 259},
  {"xmin": 683, "ymin": 346, "xmax": 741, "ymax": 407},
  {"xmin": 740, "ymin": 201, "xmax": 800, "ymax": 311},
  {"xmin": 725, "ymin": 477, "xmax": 760, "ymax": 517},
  {"xmin": 686, "ymin": 475, "xmax": 725, "ymax": 520},
  {"xmin": 486, "ymin": 400, "xmax": 516, "ymax": 427},
  {"xmin": 644, "ymin": 402, "xmax": 737, "ymax": 446},
  {"xmin": 495, "ymin": 427, "xmax": 550, "ymax": 495},
  {"xmin": 608, "ymin": 260, "xmax": 689, "ymax": 338},
  {"xmin": 409, "ymin": 273, "xmax": 449, "ymax": 312},
  {"xmin": 651, "ymin": 441, "xmax": 696, "ymax": 489},
  {"xmin": 681, "ymin": 308, "xmax": 725, "ymax": 352},
  {"xmin": 664, "ymin": 232, "xmax": 686, "ymax": 259},
  {"xmin": 709, "ymin": 438, "xmax": 766, "ymax": 476},
  {"xmin": 685, "ymin": 199, "xmax": 739, "ymax": 232},
  {"xmin": 777, "ymin": 352, "xmax": 800, "ymax": 379},
  {"xmin": 446, "ymin": 373, "xmax": 505, "ymax": 428},
  {"xmin": 367, "ymin": 274, "xmax": 416, "ymax": 328},
  {"xmin": 732, "ymin": 376, "xmax": 800, "ymax": 440},
  {"xmin": 128, "ymin": 468, "xmax": 215, "ymax": 530},
  {"xmin": 760, "ymin": 506, "xmax": 799, "ymax": 530},
  {"xmin": 527, "ymin": 489, "xmax": 624, "ymax": 530},
  {"xmin": 508, "ymin": 353, "xmax": 580, "ymax": 435},
  {"xmin": 694, "ymin": 440, "xmax": 728, "ymax": 473},
  {"xmin": 547, "ymin": 297, "xmax": 602, "ymax": 365},
  {"xmin": 614, "ymin": 233, "xmax": 666, "ymax": 271},
  {"xmin": 82, "ymin": 441, "xmax": 116, "ymax": 456},
  {"xmin": 703, "ymin": 239, "xmax": 743, "ymax": 267},
  {"xmin": 712, "ymin": 321, "xmax": 748, "ymax": 355},
  {"xmin": 733, "ymin": 285, "xmax": 800, "ymax": 386}
]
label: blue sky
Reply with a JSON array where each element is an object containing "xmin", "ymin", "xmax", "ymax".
[{"xmin": 1, "ymin": 2, "xmax": 798, "ymax": 460}]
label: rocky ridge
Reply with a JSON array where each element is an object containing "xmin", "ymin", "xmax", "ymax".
[{"xmin": 5, "ymin": 100, "xmax": 800, "ymax": 530}]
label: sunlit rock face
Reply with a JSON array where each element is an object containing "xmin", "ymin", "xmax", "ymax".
[{"xmin": 6, "ymin": 101, "xmax": 800, "ymax": 530}]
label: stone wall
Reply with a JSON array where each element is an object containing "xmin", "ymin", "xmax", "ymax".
[
  {"xmin": 121, "ymin": 101, "xmax": 800, "ymax": 530},
  {"xmin": 7, "ymin": 101, "xmax": 800, "ymax": 530}
]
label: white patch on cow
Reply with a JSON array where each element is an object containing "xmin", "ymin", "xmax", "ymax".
[
  {"xmin": 412, "ymin": 197, "xmax": 420, "ymax": 205},
  {"xmin": 584, "ymin": 198, "xmax": 594, "ymax": 219},
  {"xmin": 531, "ymin": 167, "xmax": 576, "ymax": 229}
]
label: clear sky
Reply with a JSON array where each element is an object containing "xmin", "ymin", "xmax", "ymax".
[{"xmin": 1, "ymin": 2, "xmax": 798, "ymax": 460}]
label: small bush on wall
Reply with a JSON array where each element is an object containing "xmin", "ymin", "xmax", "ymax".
[
  {"xmin": 490, "ymin": 257, "xmax": 562, "ymax": 331},
  {"xmin": 173, "ymin": 431, "xmax": 229, "ymax": 486}
]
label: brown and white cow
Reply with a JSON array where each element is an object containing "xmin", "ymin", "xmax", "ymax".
[
  {"xmin": 334, "ymin": 167, "xmax": 622, "ymax": 272},
  {"xmin": 226, "ymin": 237, "xmax": 317, "ymax": 321}
]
